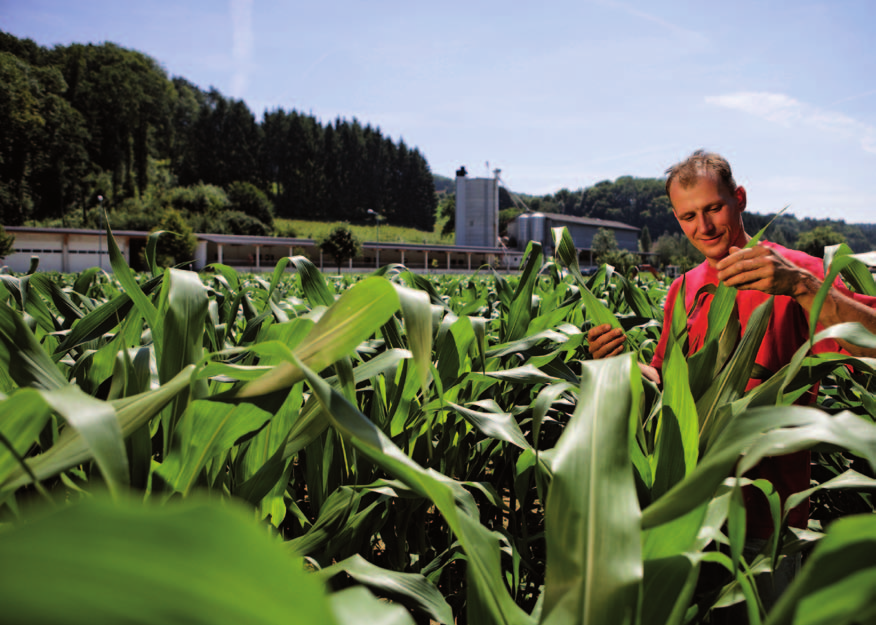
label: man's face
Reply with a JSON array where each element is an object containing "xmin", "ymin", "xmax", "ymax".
[{"xmin": 669, "ymin": 173, "xmax": 748, "ymax": 267}]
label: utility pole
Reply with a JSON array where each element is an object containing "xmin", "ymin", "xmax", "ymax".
[{"xmin": 367, "ymin": 209, "xmax": 382, "ymax": 268}]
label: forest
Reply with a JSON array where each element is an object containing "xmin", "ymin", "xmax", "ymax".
[
  {"xmin": 0, "ymin": 31, "xmax": 437, "ymax": 234},
  {"xmin": 3, "ymin": 29, "xmax": 875, "ymax": 260},
  {"xmin": 483, "ymin": 175, "xmax": 876, "ymax": 255}
]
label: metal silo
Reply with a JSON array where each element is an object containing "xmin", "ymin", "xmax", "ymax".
[
  {"xmin": 530, "ymin": 213, "xmax": 546, "ymax": 247},
  {"xmin": 517, "ymin": 213, "xmax": 531, "ymax": 249}
]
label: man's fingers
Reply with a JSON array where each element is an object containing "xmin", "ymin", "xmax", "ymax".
[{"xmin": 588, "ymin": 327, "xmax": 625, "ymax": 359}]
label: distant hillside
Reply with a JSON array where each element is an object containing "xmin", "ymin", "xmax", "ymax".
[{"xmin": 433, "ymin": 174, "xmax": 454, "ymax": 194}]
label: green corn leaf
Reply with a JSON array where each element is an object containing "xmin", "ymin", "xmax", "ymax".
[
  {"xmin": 541, "ymin": 354, "xmax": 641, "ymax": 625},
  {"xmin": 765, "ymin": 514, "xmax": 876, "ymax": 625},
  {"xmin": 318, "ymin": 554, "xmax": 454, "ymax": 625},
  {"xmin": 394, "ymin": 283, "xmax": 433, "ymax": 395},
  {"xmin": 697, "ymin": 297, "xmax": 774, "ymax": 450},
  {"xmin": 106, "ymin": 222, "xmax": 162, "ymax": 353},
  {"xmin": 651, "ymin": 343, "xmax": 698, "ymax": 499},
  {"xmin": 784, "ymin": 469, "xmax": 876, "ymax": 516},
  {"xmin": 640, "ymin": 554, "xmax": 700, "ymax": 625},
  {"xmin": 1, "ymin": 365, "xmax": 195, "ymax": 491},
  {"xmin": 0, "ymin": 389, "xmax": 53, "ymax": 487},
  {"xmin": 232, "ymin": 277, "xmax": 399, "ymax": 399},
  {"xmin": 37, "ymin": 385, "xmax": 129, "ymax": 495},
  {"xmin": 0, "ymin": 299, "xmax": 69, "ymax": 390},
  {"xmin": 0, "ymin": 496, "xmax": 338, "ymax": 625},
  {"xmin": 445, "ymin": 401, "xmax": 532, "ymax": 451},
  {"xmin": 290, "ymin": 255, "xmax": 336, "ymax": 307},
  {"xmin": 824, "ymin": 242, "xmax": 876, "ymax": 296},
  {"xmin": 53, "ymin": 275, "xmax": 163, "ymax": 357},
  {"xmin": 156, "ymin": 400, "xmax": 273, "ymax": 495},
  {"xmin": 292, "ymin": 353, "xmax": 534, "ymax": 625},
  {"xmin": 505, "ymin": 242, "xmax": 543, "ymax": 342},
  {"xmin": 329, "ymin": 586, "xmax": 416, "ymax": 625},
  {"xmin": 642, "ymin": 406, "xmax": 876, "ymax": 529},
  {"xmin": 551, "ymin": 226, "xmax": 621, "ymax": 330}
]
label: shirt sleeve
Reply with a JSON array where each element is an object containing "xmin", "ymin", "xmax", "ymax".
[{"xmin": 650, "ymin": 277, "xmax": 682, "ymax": 371}]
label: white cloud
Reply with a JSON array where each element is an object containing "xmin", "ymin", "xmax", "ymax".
[
  {"xmin": 230, "ymin": 0, "xmax": 254, "ymax": 98},
  {"xmin": 706, "ymin": 91, "xmax": 876, "ymax": 154}
]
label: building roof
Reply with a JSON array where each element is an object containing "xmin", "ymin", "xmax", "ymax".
[
  {"xmin": 6, "ymin": 227, "xmax": 510, "ymax": 254},
  {"xmin": 514, "ymin": 213, "xmax": 639, "ymax": 232},
  {"xmin": 6, "ymin": 226, "xmax": 150, "ymax": 237}
]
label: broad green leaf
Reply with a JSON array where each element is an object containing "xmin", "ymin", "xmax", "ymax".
[
  {"xmin": 541, "ymin": 354, "xmax": 641, "ymax": 625},
  {"xmin": 157, "ymin": 400, "xmax": 273, "ymax": 495},
  {"xmin": 290, "ymin": 255, "xmax": 336, "ymax": 307},
  {"xmin": 293, "ymin": 354, "xmax": 534, "ymax": 625},
  {"xmin": 652, "ymin": 343, "xmax": 698, "ymax": 499},
  {"xmin": 0, "ymin": 299, "xmax": 69, "ymax": 390},
  {"xmin": 329, "ymin": 586, "xmax": 416, "ymax": 625},
  {"xmin": 2, "ymin": 366, "xmax": 195, "ymax": 491},
  {"xmin": 53, "ymin": 275, "xmax": 162, "ymax": 357},
  {"xmin": 824, "ymin": 242, "xmax": 876, "ymax": 296},
  {"xmin": 445, "ymin": 401, "xmax": 531, "ymax": 450},
  {"xmin": 106, "ymin": 223, "xmax": 162, "ymax": 353},
  {"xmin": 394, "ymin": 283, "xmax": 433, "ymax": 394},
  {"xmin": 642, "ymin": 407, "xmax": 876, "ymax": 529},
  {"xmin": 784, "ymin": 469, "xmax": 876, "ymax": 515},
  {"xmin": 318, "ymin": 554, "xmax": 454, "ymax": 625},
  {"xmin": 37, "ymin": 385, "xmax": 129, "ymax": 495},
  {"xmin": 233, "ymin": 277, "xmax": 398, "ymax": 399},
  {"xmin": 0, "ymin": 496, "xmax": 338, "ymax": 625},
  {"xmin": 765, "ymin": 514, "xmax": 876, "ymax": 625},
  {"xmin": 698, "ymin": 297, "xmax": 774, "ymax": 450},
  {"xmin": 505, "ymin": 242, "xmax": 543, "ymax": 342},
  {"xmin": 0, "ymin": 390, "xmax": 52, "ymax": 486}
]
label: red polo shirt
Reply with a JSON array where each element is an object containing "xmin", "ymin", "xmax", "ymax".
[{"xmin": 651, "ymin": 242, "xmax": 876, "ymax": 537}]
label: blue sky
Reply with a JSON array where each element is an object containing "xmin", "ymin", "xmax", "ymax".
[{"xmin": 4, "ymin": 0, "xmax": 876, "ymax": 223}]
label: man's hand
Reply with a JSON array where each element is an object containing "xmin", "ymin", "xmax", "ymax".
[
  {"xmin": 587, "ymin": 323, "xmax": 625, "ymax": 359},
  {"xmin": 716, "ymin": 244, "xmax": 812, "ymax": 297},
  {"xmin": 587, "ymin": 324, "xmax": 662, "ymax": 383}
]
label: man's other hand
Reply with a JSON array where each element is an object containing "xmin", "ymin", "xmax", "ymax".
[{"xmin": 587, "ymin": 323, "xmax": 625, "ymax": 359}]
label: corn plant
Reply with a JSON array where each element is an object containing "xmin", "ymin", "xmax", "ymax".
[{"xmin": 0, "ymin": 226, "xmax": 875, "ymax": 624}]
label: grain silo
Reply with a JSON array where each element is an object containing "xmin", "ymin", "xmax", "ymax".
[
  {"xmin": 530, "ymin": 213, "xmax": 546, "ymax": 248},
  {"xmin": 455, "ymin": 167, "xmax": 500, "ymax": 247},
  {"xmin": 517, "ymin": 213, "xmax": 531, "ymax": 249}
]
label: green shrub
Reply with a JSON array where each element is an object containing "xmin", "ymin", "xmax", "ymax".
[
  {"xmin": 153, "ymin": 207, "xmax": 197, "ymax": 267},
  {"xmin": 226, "ymin": 181, "xmax": 274, "ymax": 228},
  {"xmin": 0, "ymin": 224, "xmax": 14, "ymax": 259}
]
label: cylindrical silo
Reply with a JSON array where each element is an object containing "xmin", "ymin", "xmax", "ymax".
[
  {"xmin": 518, "ymin": 213, "xmax": 531, "ymax": 249},
  {"xmin": 530, "ymin": 213, "xmax": 545, "ymax": 247}
]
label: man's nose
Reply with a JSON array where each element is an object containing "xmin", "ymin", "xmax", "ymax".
[{"xmin": 697, "ymin": 213, "xmax": 714, "ymax": 232}]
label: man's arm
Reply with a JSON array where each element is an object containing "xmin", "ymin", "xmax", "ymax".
[{"xmin": 716, "ymin": 244, "xmax": 876, "ymax": 358}]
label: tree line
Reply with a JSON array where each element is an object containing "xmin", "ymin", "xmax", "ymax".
[
  {"xmin": 503, "ymin": 175, "xmax": 876, "ymax": 261},
  {"xmin": 0, "ymin": 32, "xmax": 437, "ymax": 233}
]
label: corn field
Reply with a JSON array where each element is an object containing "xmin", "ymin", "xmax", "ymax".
[{"xmin": 1, "ymin": 226, "xmax": 875, "ymax": 625}]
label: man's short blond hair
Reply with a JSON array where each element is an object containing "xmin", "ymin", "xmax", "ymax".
[{"xmin": 665, "ymin": 150, "xmax": 737, "ymax": 197}]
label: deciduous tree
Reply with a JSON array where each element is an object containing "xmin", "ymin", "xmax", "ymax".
[{"xmin": 319, "ymin": 225, "xmax": 360, "ymax": 274}]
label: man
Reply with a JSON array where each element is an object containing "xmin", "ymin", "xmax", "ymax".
[{"xmin": 587, "ymin": 149, "xmax": 876, "ymax": 610}]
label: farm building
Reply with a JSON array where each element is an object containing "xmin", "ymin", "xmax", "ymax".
[
  {"xmin": 507, "ymin": 213, "xmax": 640, "ymax": 263},
  {"xmin": 0, "ymin": 227, "xmax": 515, "ymax": 274}
]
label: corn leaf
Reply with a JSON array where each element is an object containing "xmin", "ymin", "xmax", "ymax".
[
  {"xmin": 318, "ymin": 554, "xmax": 454, "ymax": 625},
  {"xmin": 541, "ymin": 354, "xmax": 641, "ymax": 625},
  {"xmin": 0, "ymin": 496, "xmax": 338, "ymax": 625}
]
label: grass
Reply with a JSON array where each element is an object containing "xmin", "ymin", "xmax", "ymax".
[{"xmin": 274, "ymin": 218, "xmax": 453, "ymax": 245}]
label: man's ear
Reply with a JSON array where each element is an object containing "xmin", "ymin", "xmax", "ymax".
[{"xmin": 736, "ymin": 186, "xmax": 747, "ymax": 212}]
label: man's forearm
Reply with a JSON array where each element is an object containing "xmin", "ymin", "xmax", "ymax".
[{"xmin": 793, "ymin": 272, "xmax": 876, "ymax": 357}]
